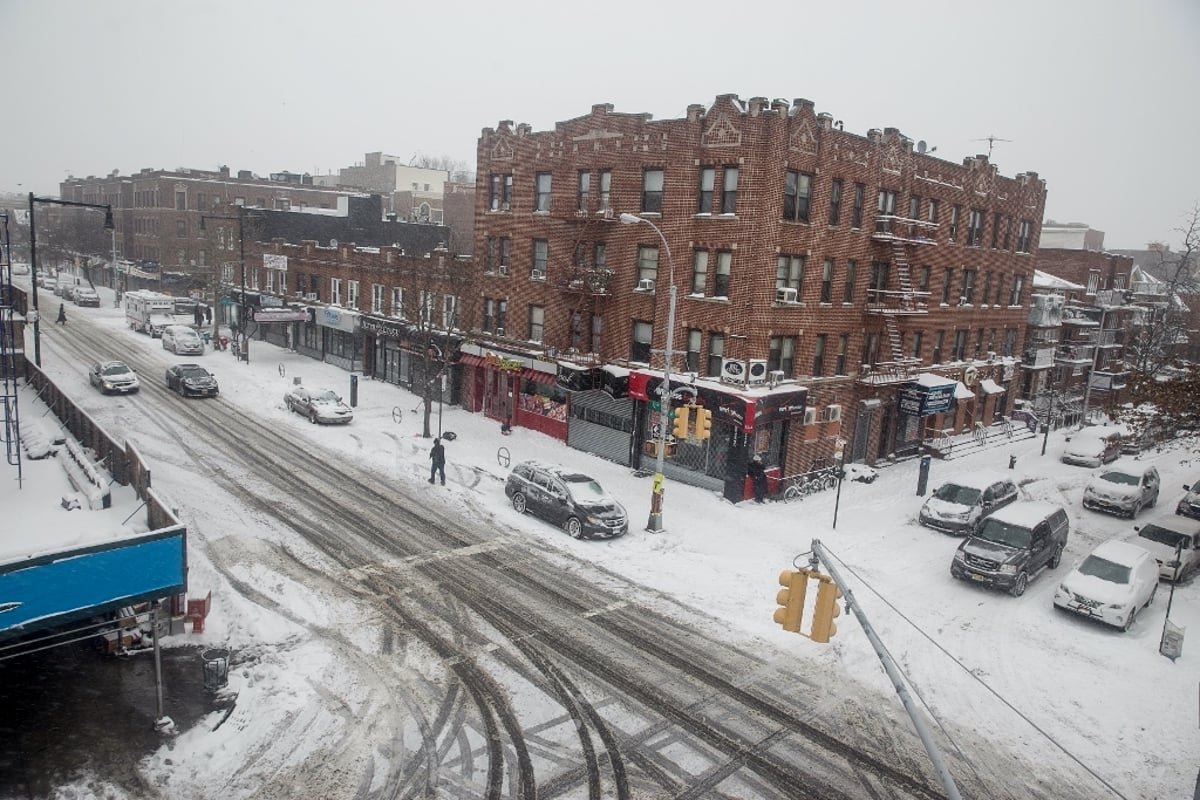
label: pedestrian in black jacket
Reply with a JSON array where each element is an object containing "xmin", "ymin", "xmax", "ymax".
[
  {"xmin": 56, "ymin": 303, "xmax": 67, "ymax": 325},
  {"xmin": 429, "ymin": 438, "xmax": 446, "ymax": 485},
  {"xmin": 747, "ymin": 454, "xmax": 768, "ymax": 503}
]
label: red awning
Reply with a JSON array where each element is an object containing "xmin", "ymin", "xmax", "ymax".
[{"xmin": 458, "ymin": 353, "xmax": 487, "ymax": 367}]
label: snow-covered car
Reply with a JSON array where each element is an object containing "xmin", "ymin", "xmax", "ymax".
[
  {"xmin": 73, "ymin": 286, "xmax": 100, "ymax": 307},
  {"xmin": 1135, "ymin": 513, "xmax": 1200, "ymax": 581},
  {"xmin": 161, "ymin": 325, "xmax": 204, "ymax": 356},
  {"xmin": 951, "ymin": 502, "xmax": 1070, "ymax": 596},
  {"xmin": 919, "ymin": 473, "xmax": 1018, "ymax": 535},
  {"xmin": 165, "ymin": 363, "xmax": 219, "ymax": 397},
  {"xmin": 1053, "ymin": 539, "xmax": 1159, "ymax": 631},
  {"xmin": 88, "ymin": 360, "xmax": 140, "ymax": 394},
  {"xmin": 1082, "ymin": 462, "xmax": 1160, "ymax": 518},
  {"xmin": 284, "ymin": 386, "xmax": 353, "ymax": 424},
  {"xmin": 1177, "ymin": 478, "xmax": 1200, "ymax": 520},
  {"xmin": 505, "ymin": 460, "xmax": 628, "ymax": 539},
  {"xmin": 842, "ymin": 463, "xmax": 878, "ymax": 484},
  {"xmin": 10, "ymin": 262, "xmax": 30, "ymax": 275},
  {"xmin": 1060, "ymin": 431, "xmax": 1123, "ymax": 467}
]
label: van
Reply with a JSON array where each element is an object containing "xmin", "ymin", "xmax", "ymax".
[
  {"xmin": 919, "ymin": 473, "xmax": 1019, "ymax": 535},
  {"xmin": 951, "ymin": 501, "xmax": 1070, "ymax": 596}
]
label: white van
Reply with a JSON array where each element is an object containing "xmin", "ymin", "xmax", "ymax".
[{"xmin": 161, "ymin": 325, "xmax": 204, "ymax": 356}]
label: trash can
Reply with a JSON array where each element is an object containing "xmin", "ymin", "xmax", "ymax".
[{"xmin": 201, "ymin": 648, "xmax": 230, "ymax": 692}]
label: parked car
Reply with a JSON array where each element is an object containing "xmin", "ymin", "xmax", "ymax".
[
  {"xmin": 1060, "ymin": 430, "xmax": 1123, "ymax": 467},
  {"xmin": 1082, "ymin": 461, "xmax": 1160, "ymax": 518},
  {"xmin": 88, "ymin": 360, "xmax": 140, "ymax": 394},
  {"xmin": 1053, "ymin": 539, "xmax": 1159, "ymax": 631},
  {"xmin": 1177, "ymin": 479, "xmax": 1200, "ymax": 520},
  {"xmin": 161, "ymin": 324, "xmax": 205, "ymax": 356},
  {"xmin": 505, "ymin": 460, "xmax": 628, "ymax": 539},
  {"xmin": 73, "ymin": 286, "xmax": 100, "ymax": 307},
  {"xmin": 37, "ymin": 273, "xmax": 56, "ymax": 290},
  {"xmin": 56, "ymin": 282, "xmax": 76, "ymax": 300},
  {"xmin": 919, "ymin": 473, "xmax": 1019, "ymax": 535},
  {"xmin": 951, "ymin": 502, "xmax": 1070, "ymax": 596},
  {"xmin": 284, "ymin": 385, "xmax": 353, "ymax": 424},
  {"xmin": 1135, "ymin": 513, "xmax": 1200, "ymax": 581},
  {"xmin": 165, "ymin": 363, "xmax": 219, "ymax": 397}
]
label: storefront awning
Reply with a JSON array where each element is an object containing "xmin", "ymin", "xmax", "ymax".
[
  {"xmin": 954, "ymin": 382, "xmax": 975, "ymax": 400},
  {"xmin": 980, "ymin": 378, "xmax": 1005, "ymax": 394}
]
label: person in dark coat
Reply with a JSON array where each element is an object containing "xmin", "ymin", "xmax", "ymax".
[
  {"xmin": 56, "ymin": 302, "xmax": 67, "ymax": 325},
  {"xmin": 429, "ymin": 437, "xmax": 446, "ymax": 485},
  {"xmin": 747, "ymin": 454, "xmax": 768, "ymax": 503}
]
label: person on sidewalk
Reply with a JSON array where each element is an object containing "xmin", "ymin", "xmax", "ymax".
[
  {"xmin": 429, "ymin": 437, "xmax": 446, "ymax": 486},
  {"xmin": 747, "ymin": 454, "xmax": 768, "ymax": 503},
  {"xmin": 56, "ymin": 303, "xmax": 67, "ymax": 325}
]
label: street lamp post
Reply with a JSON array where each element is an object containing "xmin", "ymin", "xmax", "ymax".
[
  {"xmin": 200, "ymin": 207, "xmax": 251, "ymax": 363},
  {"xmin": 620, "ymin": 213, "xmax": 676, "ymax": 533},
  {"xmin": 27, "ymin": 193, "xmax": 114, "ymax": 367}
]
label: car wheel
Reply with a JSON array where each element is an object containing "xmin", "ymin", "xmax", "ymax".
[
  {"xmin": 1149, "ymin": 491, "xmax": 1158, "ymax": 508},
  {"xmin": 1009, "ymin": 572, "xmax": 1028, "ymax": 597},
  {"xmin": 566, "ymin": 517, "xmax": 584, "ymax": 539},
  {"xmin": 1121, "ymin": 606, "xmax": 1137, "ymax": 632},
  {"xmin": 1148, "ymin": 584, "xmax": 1158, "ymax": 607},
  {"xmin": 511, "ymin": 493, "xmax": 527, "ymax": 514},
  {"xmin": 309, "ymin": 410, "xmax": 318, "ymax": 424},
  {"xmin": 1049, "ymin": 544, "xmax": 1063, "ymax": 570}
]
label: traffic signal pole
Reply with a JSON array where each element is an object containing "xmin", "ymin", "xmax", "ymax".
[{"xmin": 809, "ymin": 539, "xmax": 963, "ymax": 800}]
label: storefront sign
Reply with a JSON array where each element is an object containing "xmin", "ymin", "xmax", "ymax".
[
  {"xmin": 630, "ymin": 371, "xmax": 805, "ymax": 432},
  {"xmin": 253, "ymin": 308, "xmax": 310, "ymax": 323},
  {"xmin": 260, "ymin": 295, "xmax": 283, "ymax": 308},
  {"xmin": 317, "ymin": 306, "xmax": 358, "ymax": 332},
  {"xmin": 360, "ymin": 316, "xmax": 410, "ymax": 339},
  {"xmin": 263, "ymin": 253, "xmax": 288, "ymax": 272},
  {"xmin": 485, "ymin": 352, "xmax": 523, "ymax": 372},
  {"xmin": 601, "ymin": 367, "xmax": 629, "ymax": 398},
  {"xmin": 556, "ymin": 364, "xmax": 600, "ymax": 392},
  {"xmin": 900, "ymin": 380, "xmax": 955, "ymax": 416}
]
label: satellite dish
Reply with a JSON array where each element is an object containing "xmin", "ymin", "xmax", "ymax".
[
  {"xmin": 329, "ymin": 239, "xmax": 338, "ymax": 248},
  {"xmin": 917, "ymin": 140, "xmax": 928, "ymax": 154}
]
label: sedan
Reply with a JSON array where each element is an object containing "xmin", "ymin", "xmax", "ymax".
[
  {"xmin": 1177, "ymin": 479, "xmax": 1200, "ymax": 520},
  {"xmin": 284, "ymin": 386, "xmax": 353, "ymax": 424},
  {"xmin": 1083, "ymin": 462, "xmax": 1160, "ymax": 518},
  {"xmin": 165, "ymin": 364, "xmax": 219, "ymax": 397},
  {"xmin": 88, "ymin": 360, "xmax": 140, "ymax": 394}
]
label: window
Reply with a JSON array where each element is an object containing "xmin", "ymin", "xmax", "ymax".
[
  {"xmin": 820, "ymin": 258, "xmax": 834, "ymax": 303},
  {"xmin": 697, "ymin": 167, "xmax": 714, "ymax": 213},
  {"xmin": 347, "ymin": 280, "xmax": 360, "ymax": 307},
  {"xmin": 419, "ymin": 290, "xmax": 435, "ymax": 325},
  {"xmin": 911, "ymin": 331, "xmax": 924, "ymax": 361},
  {"xmin": 570, "ymin": 312, "xmax": 584, "ymax": 350},
  {"xmin": 941, "ymin": 268, "xmax": 954, "ymax": 305},
  {"xmin": 496, "ymin": 299, "xmax": 507, "ymax": 332},
  {"xmin": 843, "ymin": 260, "xmax": 857, "ymax": 303},
  {"xmin": 198, "ymin": 249, "xmax": 206, "ymax": 266},
  {"xmin": 948, "ymin": 205, "xmax": 960, "ymax": 241},
  {"xmin": 535, "ymin": 172, "xmax": 552, "ymax": 213},
  {"xmin": 175, "ymin": 189, "xmax": 186, "ymax": 211},
  {"xmin": 960, "ymin": 269, "xmax": 976, "ymax": 305},
  {"xmin": 686, "ymin": 329, "xmax": 702, "ymax": 372},
  {"xmin": 991, "ymin": 213, "xmax": 1002, "ymax": 248},
  {"xmin": 1003, "ymin": 218, "xmax": 1012, "ymax": 250},
  {"xmin": 483, "ymin": 300, "xmax": 495, "ymax": 332},
  {"xmin": 863, "ymin": 333, "xmax": 879, "ymax": 368},
  {"xmin": 877, "ymin": 189, "xmax": 897, "ymax": 219},
  {"xmin": 932, "ymin": 331, "xmax": 945, "ymax": 364},
  {"xmin": 713, "ymin": 251, "xmax": 732, "ymax": 297},
  {"xmin": 691, "ymin": 250, "xmax": 708, "ymax": 294},
  {"xmin": 176, "ymin": 219, "xmax": 187, "ymax": 238},
  {"xmin": 590, "ymin": 314, "xmax": 601, "ymax": 353},
  {"xmin": 707, "ymin": 333, "xmax": 724, "ymax": 377},
  {"xmin": 1086, "ymin": 270, "xmax": 1100, "ymax": 294},
  {"xmin": 767, "ymin": 336, "xmax": 796, "ymax": 376},
  {"xmin": 720, "ymin": 166, "xmax": 738, "ymax": 214},
  {"xmin": 811, "ymin": 334, "xmax": 827, "ymax": 377},
  {"xmin": 598, "ymin": 169, "xmax": 611, "ymax": 212},
  {"xmin": 1114, "ymin": 274, "xmax": 1126, "ymax": 290},
  {"xmin": 443, "ymin": 295, "xmax": 459, "ymax": 328},
  {"xmin": 974, "ymin": 329, "xmax": 985, "ymax": 358},
  {"xmin": 331, "ymin": 278, "xmax": 342, "ymax": 306},
  {"xmin": 392, "ymin": 287, "xmax": 405, "ymax": 318},
  {"xmin": 987, "ymin": 328, "xmax": 997, "ymax": 354},
  {"xmin": 485, "ymin": 237, "xmax": 495, "ymax": 272},
  {"xmin": 593, "ymin": 241, "xmax": 606, "ymax": 270},
  {"xmin": 1016, "ymin": 220, "xmax": 1033, "ymax": 252},
  {"xmin": 908, "ymin": 195, "xmax": 920, "ymax": 220},
  {"xmin": 528, "ymin": 305, "xmax": 545, "ymax": 342},
  {"xmin": 783, "ymin": 170, "xmax": 813, "ymax": 223},
  {"xmin": 500, "ymin": 237, "xmax": 511, "ymax": 269},
  {"xmin": 577, "ymin": 171, "xmax": 590, "ymax": 213},
  {"xmin": 372, "ymin": 284, "xmax": 384, "ymax": 313},
  {"xmin": 828, "ymin": 179, "xmax": 843, "ymax": 225},
  {"xmin": 1009, "ymin": 274, "xmax": 1025, "ymax": 306},
  {"xmin": 532, "ymin": 239, "xmax": 548, "ymax": 277},
  {"xmin": 952, "ymin": 330, "xmax": 968, "ymax": 361},
  {"xmin": 967, "ymin": 209, "xmax": 984, "ymax": 246},
  {"xmin": 196, "ymin": 192, "xmax": 207, "ymax": 211},
  {"xmin": 631, "ymin": 320, "xmax": 653, "ymax": 362},
  {"xmin": 642, "ymin": 168, "xmax": 663, "ymax": 213},
  {"xmin": 265, "ymin": 269, "xmax": 275, "ymax": 292},
  {"xmin": 776, "ymin": 254, "xmax": 804, "ymax": 292},
  {"xmin": 928, "ymin": 199, "xmax": 939, "ymax": 224},
  {"xmin": 994, "ymin": 274, "xmax": 1006, "ymax": 306},
  {"xmin": 981, "ymin": 272, "xmax": 993, "ymax": 306},
  {"xmin": 851, "ymin": 183, "xmax": 865, "ymax": 228},
  {"xmin": 917, "ymin": 265, "xmax": 931, "ymax": 293},
  {"xmin": 637, "ymin": 245, "xmax": 659, "ymax": 285},
  {"xmin": 1003, "ymin": 328, "xmax": 1017, "ymax": 357},
  {"xmin": 835, "ymin": 335, "xmax": 848, "ymax": 375},
  {"xmin": 503, "ymin": 175, "xmax": 513, "ymax": 210},
  {"xmin": 869, "ymin": 261, "xmax": 889, "ymax": 304}
]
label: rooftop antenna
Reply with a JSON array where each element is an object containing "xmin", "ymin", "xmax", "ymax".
[{"xmin": 973, "ymin": 134, "xmax": 1012, "ymax": 158}]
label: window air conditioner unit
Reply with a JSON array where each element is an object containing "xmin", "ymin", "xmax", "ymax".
[
  {"xmin": 531, "ymin": 269, "xmax": 545, "ymax": 280},
  {"xmin": 803, "ymin": 406, "xmax": 818, "ymax": 425},
  {"xmin": 823, "ymin": 404, "xmax": 843, "ymax": 422},
  {"xmin": 720, "ymin": 357, "xmax": 746, "ymax": 383},
  {"xmin": 636, "ymin": 278, "xmax": 656, "ymax": 292},
  {"xmin": 776, "ymin": 287, "xmax": 798, "ymax": 303},
  {"xmin": 303, "ymin": 293, "xmax": 317, "ymax": 301},
  {"xmin": 767, "ymin": 369, "xmax": 786, "ymax": 385},
  {"xmin": 495, "ymin": 327, "xmax": 506, "ymax": 337},
  {"xmin": 498, "ymin": 264, "xmax": 508, "ymax": 275},
  {"xmin": 747, "ymin": 359, "xmax": 769, "ymax": 384}
]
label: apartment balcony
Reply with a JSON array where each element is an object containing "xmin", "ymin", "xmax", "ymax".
[
  {"xmin": 864, "ymin": 289, "xmax": 930, "ymax": 316},
  {"xmin": 1022, "ymin": 345, "xmax": 1057, "ymax": 369},
  {"xmin": 871, "ymin": 215, "xmax": 939, "ymax": 245},
  {"xmin": 858, "ymin": 358, "xmax": 923, "ymax": 385},
  {"xmin": 1089, "ymin": 370, "xmax": 1129, "ymax": 391},
  {"xmin": 1054, "ymin": 345, "xmax": 1093, "ymax": 366},
  {"xmin": 559, "ymin": 266, "xmax": 615, "ymax": 295}
]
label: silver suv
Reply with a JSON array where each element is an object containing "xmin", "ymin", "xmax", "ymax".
[{"xmin": 505, "ymin": 461, "xmax": 628, "ymax": 539}]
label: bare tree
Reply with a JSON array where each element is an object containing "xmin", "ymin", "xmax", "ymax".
[{"xmin": 409, "ymin": 153, "xmax": 474, "ymax": 184}]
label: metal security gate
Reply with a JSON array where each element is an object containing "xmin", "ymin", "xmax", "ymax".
[{"xmin": 567, "ymin": 390, "xmax": 634, "ymax": 465}]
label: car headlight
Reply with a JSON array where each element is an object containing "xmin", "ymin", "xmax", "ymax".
[
  {"xmin": 1107, "ymin": 603, "xmax": 1126, "ymax": 609},
  {"xmin": 953, "ymin": 551, "xmax": 965, "ymax": 563},
  {"xmin": 998, "ymin": 564, "xmax": 1017, "ymax": 574}
]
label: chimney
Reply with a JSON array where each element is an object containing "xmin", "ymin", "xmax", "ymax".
[
  {"xmin": 748, "ymin": 96, "xmax": 768, "ymax": 116},
  {"xmin": 816, "ymin": 112, "xmax": 833, "ymax": 130},
  {"xmin": 686, "ymin": 103, "xmax": 705, "ymax": 122}
]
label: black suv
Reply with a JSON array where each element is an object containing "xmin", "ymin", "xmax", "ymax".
[
  {"xmin": 505, "ymin": 461, "xmax": 628, "ymax": 539},
  {"xmin": 951, "ymin": 502, "xmax": 1070, "ymax": 596}
]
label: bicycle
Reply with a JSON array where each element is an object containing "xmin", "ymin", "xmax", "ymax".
[{"xmin": 781, "ymin": 466, "xmax": 840, "ymax": 501}]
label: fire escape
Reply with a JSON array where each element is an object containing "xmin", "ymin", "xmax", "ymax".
[
  {"xmin": 861, "ymin": 214, "xmax": 936, "ymax": 384},
  {"xmin": 0, "ymin": 212, "xmax": 23, "ymax": 484},
  {"xmin": 555, "ymin": 213, "xmax": 615, "ymax": 367}
]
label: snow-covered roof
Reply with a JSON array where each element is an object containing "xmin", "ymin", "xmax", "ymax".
[
  {"xmin": 953, "ymin": 381, "xmax": 974, "ymax": 400},
  {"xmin": 980, "ymin": 378, "xmax": 1005, "ymax": 394},
  {"xmin": 988, "ymin": 501, "xmax": 1063, "ymax": 528},
  {"xmin": 1089, "ymin": 538, "xmax": 1154, "ymax": 568},
  {"xmin": 914, "ymin": 371, "xmax": 955, "ymax": 387},
  {"xmin": 1033, "ymin": 270, "xmax": 1085, "ymax": 291}
]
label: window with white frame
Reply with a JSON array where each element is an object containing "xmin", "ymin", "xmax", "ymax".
[
  {"xmin": 720, "ymin": 166, "xmax": 738, "ymax": 214},
  {"xmin": 442, "ymin": 295, "xmax": 459, "ymax": 329},
  {"xmin": 776, "ymin": 254, "xmax": 804, "ymax": 292},
  {"xmin": 419, "ymin": 290, "xmax": 435, "ymax": 325},
  {"xmin": 598, "ymin": 169, "xmax": 611, "ymax": 212},
  {"xmin": 535, "ymin": 172, "xmax": 552, "ymax": 213},
  {"xmin": 637, "ymin": 245, "xmax": 659, "ymax": 285},
  {"xmin": 331, "ymin": 278, "xmax": 342, "ymax": 306},
  {"xmin": 528, "ymin": 305, "xmax": 545, "ymax": 342},
  {"xmin": 642, "ymin": 168, "xmax": 663, "ymax": 213},
  {"xmin": 691, "ymin": 250, "xmax": 708, "ymax": 294},
  {"xmin": 347, "ymin": 280, "xmax": 359, "ymax": 307},
  {"xmin": 1016, "ymin": 220, "xmax": 1033, "ymax": 253},
  {"xmin": 372, "ymin": 284, "xmax": 385, "ymax": 314},
  {"xmin": 697, "ymin": 167, "xmax": 714, "ymax": 214},
  {"xmin": 392, "ymin": 287, "xmax": 405, "ymax": 318},
  {"xmin": 532, "ymin": 239, "xmax": 548, "ymax": 277},
  {"xmin": 713, "ymin": 251, "xmax": 732, "ymax": 297},
  {"xmin": 783, "ymin": 170, "xmax": 813, "ymax": 223},
  {"xmin": 265, "ymin": 270, "xmax": 275, "ymax": 292}
]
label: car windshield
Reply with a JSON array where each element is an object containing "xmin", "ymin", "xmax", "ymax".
[
  {"xmin": 1138, "ymin": 525, "xmax": 1189, "ymax": 550},
  {"xmin": 932, "ymin": 483, "xmax": 981, "ymax": 505},
  {"xmin": 563, "ymin": 474, "xmax": 607, "ymax": 503},
  {"xmin": 1077, "ymin": 555, "xmax": 1132, "ymax": 584},
  {"xmin": 1099, "ymin": 470, "xmax": 1139, "ymax": 486},
  {"xmin": 311, "ymin": 390, "xmax": 340, "ymax": 402},
  {"xmin": 180, "ymin": 367, "xmax": 209, "ymax": 379},
  {"xmin": 1189, "ymin": 481, "xmax": 1200, "ymax": 493},
  {"xmin": 101, "ymin": 363, "xmax": 130, "ymax": 376},
  {"xmin": 1068, "ymin": 436, "xmax": 1104, "ymax": 454},
  {"xmin": 974, "ymin": 519, "xmax": 1030, "ymax": 549}
]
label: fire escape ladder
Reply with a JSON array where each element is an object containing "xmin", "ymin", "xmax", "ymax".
[
  {"xmin": 890, "ymin": 239, "xmax": 917, "ymax": 311},
  {"xmin": 884, "ymin": 315, "xmax": 906, "ymax": 362}
]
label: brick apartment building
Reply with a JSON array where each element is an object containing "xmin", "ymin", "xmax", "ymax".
[{"xmin": 466, "ymin": 96, "xmax": 1047, "ymax": 500}]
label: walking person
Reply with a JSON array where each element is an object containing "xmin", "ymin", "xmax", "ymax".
[
  {"xmin": 429, "ymin": 437, "xmax": 446, "ymax": 486},
  {"xmin": 747, "ymin": 454, "xmax": 768, "ymax": 503},
  {"xmin": 56, "ymin": 302, "xmax": 67, "ymax": 325}
]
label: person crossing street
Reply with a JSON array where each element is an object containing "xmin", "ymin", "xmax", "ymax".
[{"xmin": 429, "ymin": 437, "xmax": 446, "ymax": 486}]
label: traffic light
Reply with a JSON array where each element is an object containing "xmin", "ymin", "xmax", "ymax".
[
  {"xmin": 694, "ymin": 407, "xmax": 712, "ymax": 440},
  {"xmin": 810, "ymin": 577, "xmax": 843, "ymax": 643},
  {"xmin": 773, "ymin": 569, "xmax": 809, "ymax": 633},
  {"xmin": 672, "ymin": 405, "xmax": 690, "ymax": 439}
]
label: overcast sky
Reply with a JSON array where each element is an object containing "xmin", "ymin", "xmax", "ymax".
[{"xmin": 4, "ymin": 0, "xmax": 1197, "ymax": 250}]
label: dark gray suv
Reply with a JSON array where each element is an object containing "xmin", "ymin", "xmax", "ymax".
[
  {"xmin": 505, "ymin": 461, "xmax": 628, "ymax": 539},
  {"xmin": 951, "ymin": 502, "xmax": 1070, "ymax": 596}
]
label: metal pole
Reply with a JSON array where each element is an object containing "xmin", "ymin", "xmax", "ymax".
[
  {"xmin": 152, "ymin": 601, "xmax": 165, "ymax": 721},
  {"xmin": 1041, "ymin": 386, "xmax": 1055, "ymax": 456},
  {"xmin": 810, "ymin": 539, "xmax": 963, "ymax": 800},
  {"xmin": 27, "ymin": 193, "xmax": 41, "ymax": 367},
  {"xmin": 238, "ymin": 206, "xmax": 249, "ymax": 363}
]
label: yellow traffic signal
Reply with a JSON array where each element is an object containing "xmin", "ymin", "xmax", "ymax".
[
  {"xmin": 672, "ymin": 405, "xmax": 691, "ymax": 439},
  {"xmin": 810, "ymin": 577, "xmax": 843, "ymax": 643},
  {"xmin": 773, "ymin": 569, "xmax": 809, "ymax": 632},
  {"xmin": 694, "ymin": 407, "xmax": 712, "ymax": 440}
]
